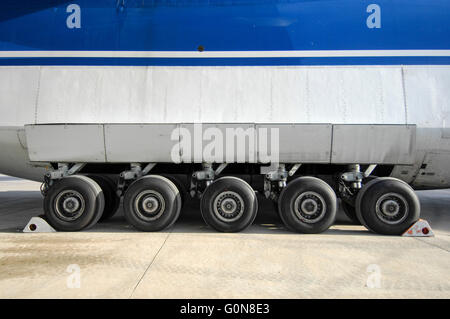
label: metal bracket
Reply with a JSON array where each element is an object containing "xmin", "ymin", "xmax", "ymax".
[
  {"xmin": 262, "ymin": 164, "xmax": 288, "ymax": 200},
  {"xmin": 215, "ymin": 163, "xmax": 228, "ymax": 176},
  {"xmin": 340, "ymin": 171, "xmax": 364, "ymax": 183},
  {"xmin": 117, "ymin": 163, "xmax": 156, "ymax": 196},
  {"xmin": 339, "ymin": 164, "xmax": 377, "ymax": 203},
  {"xmin": 288, "ymin": 163, "xmax": 302, "ymax": 177},
  {"xmin": 46, "ymin": 163, "xmax": 86, "ymax": 180},
  {"xmin": 190, "ymin": 163, "xmax": 216, "ymax": 198},
  {"xmin": 364, "ymin": 164, "xmax": 377, "ymax": 177},
  {"xmin": 41, "ymin": 163, "xmax": 86, "ymax": 196},
  {"xmin": 340, "ymin": 164, "xmax": 377, "ymax": 187},
  {"xmin": 120, "ymin": 163, "xmax": 156, "ymax": 180},
  {"xmin": 340, "ymin": 164, "xmax": 364, "ymax": 189}
]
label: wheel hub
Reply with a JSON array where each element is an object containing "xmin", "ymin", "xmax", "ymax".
[
  {"xmin": 54, "ymin": 190, "xmax": 86, "ymax": 221},
  {"xmin": 62, "ymin": 197, "xmax": 81, "ymax": 213},
  {"xmin": 134, "ymin": 190, "xmax": 165, "ymax": 221},
  {"xmin": 381, "ymin": 199, "xmax": 400, "ymax": 216},
  {"xmin": 293, "ymin": 191, "xmax": 326, "ymax": 224},
  {"xmin": 375, "ymin": 192, "xmax": 408, "ymax": 225},
  {"xmin": 213, "ymin": 191, "xmax": 244, "ymax": 222},
  {"xmin": 142, "ymin": 196, "xmax": 159, "ymax": 214},
  {"xmin": 300, "ymin": 198, "xmax": 319, "ymax": 215},
  {"xmin": 221, "ymin": 198, "xmax": 237, "ymax": 214}
]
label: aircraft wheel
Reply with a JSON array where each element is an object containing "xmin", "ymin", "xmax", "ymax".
[
  {"xmin": 356, "ymin": 178, "xmax": 420, "ymax": 235},
  {"xmin": 272, "ymin": 199, "xmax": 293, "ymax": 230},
  {"xmin": 200, "ymin": 177, "xmax": 258, "ymax": 232},
  {"xmin": 340, "ymin": 176, "xmax": 377, "ymax": 225},
  {"xmin": 43, "ymin": 175, "xmax": 105, "ymax": 231},
  {"xmin": 278, "ymin": 176, "xmax": 337, "ymax": 234},
  {"xmin": 86, "ymin": 175, "xmax": 120, "ymax": 222},
  {"xmin": 123, "ymin": 175, "xmax": 182, "ymax": 232},
  {"xmin": 161, "ymin": 174, "xmax": 188, "ymax": 206}
]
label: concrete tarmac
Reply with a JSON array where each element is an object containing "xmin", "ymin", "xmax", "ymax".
[{"xmin": 0, "ymin": 174, "xmax": 449, "ymax": 298}]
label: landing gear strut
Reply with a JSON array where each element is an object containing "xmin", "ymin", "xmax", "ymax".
[{"xmin": 338, "ymin": 164, "xmax": 377, "ymax": 225}]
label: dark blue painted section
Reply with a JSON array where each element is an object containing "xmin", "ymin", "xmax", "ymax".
[
  {"xmin": 1, "ymin": 57, "xmax": 450, "ymax": 66},
  {"xmin": 0, "ymin": 0, "xmax": 449, "ymax": 65}
]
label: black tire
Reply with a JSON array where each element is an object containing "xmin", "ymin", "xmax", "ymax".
[
  {"xmin": 355, "ymin": 178, "xmax": 420, "ymax": 235},
  {"xmin": 43, "ymin": 175, "xmax": 105, "ymax": 231},
  {"xmin": 160, "ymin": 174, "xmax": 188, "ymax": 206},
  {"xmin": 123, "ymin": 175, "xmax": 182, "ymax": 232},
  {"xmin": 341, "ymin": 200, "xmax": 360, "ymax": 225},
  {"xmin": 341, "ymin": 176, "xmax": 377, "ymax": 226},
  {"xmin": 278, "ymin": 176, "xmax": 337, "ymax": 234},
  {"xmin": 86, "ymin": 174, "xmax": 120, "ymax": 222},
  {"xmin": 355, "ymin": 178, "xmax": 384, "ymax": 228},
  {"xmin": 200, "ymin": 176, "xmax": 258, "ymax": 232},
  {"xmin": 273, "ymin": 199, "xmax": 293, "ymax": 231},
  {"xmin": 355, "ymin": 177, "xmax": 409, "ymax": 229}
]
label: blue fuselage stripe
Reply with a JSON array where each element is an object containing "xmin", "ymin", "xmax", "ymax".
[{"xmin": 1, "ymin": 56, "xmax": 450, "ymax": 66}]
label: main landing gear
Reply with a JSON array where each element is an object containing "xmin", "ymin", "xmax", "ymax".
[
  {"xmin": 40, "ymin": 163, "xmax": 421, "ymax": 235},
  {"xmin": 336, "ymin": 166, "xmax": 420, "ymax": 235}
]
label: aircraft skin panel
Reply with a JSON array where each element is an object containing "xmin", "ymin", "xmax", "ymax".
[
  {"xmin": 0, "ymin": 67, "xmax": 39, "ymax": 126},
  {"xmin": 28, "ymin": 66, "xmax": 406, "ymax": 125},
  {"xmin": 404, "ymin": 67, "xmax": 450, "ymax": 129},
  {"xmin": 24, "ymin": 123, "xmax": 416, "ymax": 166}
]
